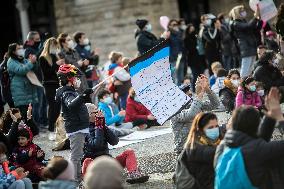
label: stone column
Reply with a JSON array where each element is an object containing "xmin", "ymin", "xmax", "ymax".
[{"xmin": 16, "ymin": 0, "xmax": 30, "ymax": 41}]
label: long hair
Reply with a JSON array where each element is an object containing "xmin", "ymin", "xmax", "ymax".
[
  {"xmin": 40, "ymin": 37, "xmax": 58, "ymax": 65},
  {"xmin": 185, "ymin": 112, "xmax": 218, "ymax": 149},
  {"xmin": 277, "ymin": 3, "xmax": 284, "ymax": 21},
  {"xmin": 229, "ymin": 5, "xmax": 244, "ymax": 20}
]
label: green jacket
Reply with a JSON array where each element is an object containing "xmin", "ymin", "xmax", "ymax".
[{"xmin": 7, "ymin": 57, "xmax": 38, "ymax": 106}]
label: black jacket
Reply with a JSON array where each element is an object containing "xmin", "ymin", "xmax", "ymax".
[
  {"xmin": 231, "ymin": 18, "xmax": 262, "ymax": 58},
  {"xmin": 253, "ymin": 62, "xmax": 284, "ymax": 92},
  {"xmin": 214, "ymin": 117, "xmax": 284, "ymax": 189},
  {"xmin": 55, "ymin": 86, "xmax": 89, "ymax": 133},
  {"xmin": 135, "ymin": 30, "xmax": 162, "ymax": 55},
  {"xmin": 83, "ymin": 124, "xmax": 119, "ymax": 159},
  {"xmin": 219, "ymin": 87, "xmax": 236, "ymax": 112},
  {"xmin": 202, "ymin": 26, "xmax": 221, "ymax": 63},
  {"xmin": 39, "ymin": 55, "xmax": 59, "ymax": 87}
]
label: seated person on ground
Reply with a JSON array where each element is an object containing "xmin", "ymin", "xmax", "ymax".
[
  {"xmin": 82, "ymin": 103, "xmax": 149, "ymax": 184},
  {"xmin": 125, "ymin": 87, "xmax": 159, "ymax": 128}
]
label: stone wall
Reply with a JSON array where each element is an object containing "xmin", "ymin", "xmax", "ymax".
[{"xmin": 53, "ymin": 0, "xmax": 179, "ymax": 64}]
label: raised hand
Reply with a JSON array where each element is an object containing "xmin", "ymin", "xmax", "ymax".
[{"xmin": 264, "ymin": 87, "xmax": 283, "ymax": 121}]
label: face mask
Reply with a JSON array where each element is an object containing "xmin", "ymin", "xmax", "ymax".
[
  {"xmin": 84, "ymin": 45, "xmax": 91, "ymax": 51},
  {"xmin": 249, "ymin": 85, "xmax": 256, "ymax": 92},
  {"xmin": 205, "ymin": 19, "xmax": 212, "ymax": 26},
  {"xmin": 34, "ymin": 41, "xmax": 41, "ymax": 48},
  {"xmin": 83, "ymin": 38, "xmax": 89, "ymax": 45},
  {"xmin": 231, "ymin": 79, "xmax": 240, "ymax": 87},
  {"xmin": 67, "ymin": 40, "xmax": 75, "ymax": 49},
  {"xmin": 273, "ymin": 58, "xmax": 280, "ymax": 67},
  {"xmin": 16, "ymin": 49, "xmax": 25, "ymax": 57},
  {"xmin": 104, "ymin": 96, "xmax": 113, "ymax": 104},
  {"xmin": 240, "ymin": 11, "xmax": 247, "ymax": 18},
  {"xmin": 73, "ymin": 77, "xmax": 81, "ymax": 88},
  {"xmin": 173, "ymin": 26, "xmax": 179, "ymax": 32},
  {"xmin": 181, "ymin": 25, "xmax": 187, "ymax": 30},
  {"xmin": 145, "ymin": 24, "xmax": 152, "ymax": 32},
  {"xmin": 224, "ymin": 18, "xmax": 230, "ymax": 24},
  {"xmin": 205, "ymin": 127, "xmax": 219, "ymax": 140},
  {"xmin": 134, "ymin": 96, "xmax": 140, "ymax": 102},
  {"xmin": 257, "ymin": 89, "xmax": 265, "ymax": 97},
  {"xmin": 50, "ymin": 48, "xmax": 59, "ymax": 55}
]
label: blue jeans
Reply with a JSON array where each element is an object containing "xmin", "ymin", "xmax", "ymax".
[
  {"xmin": 32, "ymin": 87, "xmax": 48, "ymax": 125},
  {"xmin": 8, "ymin": 178, "xmax": 33, "ymax": 189},
  {"xmin": 240, "ymin": 56, "xmax": 256, "ymax": 78},
  {"xmin": 119, "ymin": 93, "xmax": 128, "ymax": 110}
]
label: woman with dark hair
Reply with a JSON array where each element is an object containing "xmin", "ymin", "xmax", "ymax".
[
  {"xmin": 7, "ymin": 43, "xmax": 38, "ymax": 119},
  {"xmin": 184, "ymin": 24, "xmax": 206, "ymax": 90},
  {"xmin": 235, "ymin": 76, "xmax": 262, "ymax": 109},
  {"xmin": 253, "ymin": 51, "xmax": 284, "ymax": 93},
  {"xmin": 215, "ymin": 88, "xmax": 284, "ymax": 189},
  {"xmin": 219, "ymin": 69, "xmax": 241, "ymax": 112},
  {"xmin": 175, "ymin": 112, "xmax": 225, "ymax": 189}
]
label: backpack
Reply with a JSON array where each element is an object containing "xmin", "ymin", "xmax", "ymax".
[{"xmin": 215, "ymin": 147, "xmax": 258, "ymax": 189}]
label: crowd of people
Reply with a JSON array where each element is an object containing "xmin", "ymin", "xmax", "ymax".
[{"xmin": 0, "ymin": 2, "xmax": 284, "ymax": 189}]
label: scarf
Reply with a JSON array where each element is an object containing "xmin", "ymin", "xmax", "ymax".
[{"xmin": 224, "ymin": 79, "xmax": 238, "ymax": 95}]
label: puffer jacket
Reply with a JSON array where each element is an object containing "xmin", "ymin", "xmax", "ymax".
[
  {"xmin": 125, "ymin": 97, "xmax": 151, "ymax": 122},
  {"xmin": 231, "ymin": 18, "xmax": 262, "ymax": 58},
  {"xmin": 7, "ymin": 57, "xmax": 38, "ymax": 106},
  {"xmin": 55, "ymin": 86, "xmax": 89, "ymax": 134},
  {"xmin": 235, "ymin": 87, "xmax": 262, "ymax": 108},
  {"xmin": 39, "ymin": 180, "xmax": 77, "ymax": 189},
  {"xmin": 135, "ymin": 30, "xmax": 163, "ymax": 55},
  {"xmin": 83, "ymin": 123, "xmax": 119, "ymax": 160},
  {"xmin": 0, "ymin": 162, "xmax": 19, "ymax": 189},
  {"xmin": 214, "ymin": 117, "xmax": 284, "ymax": 189},
  {"xmin": 170, "ymin": 90, "xmax": 219, "ymax": 154}
]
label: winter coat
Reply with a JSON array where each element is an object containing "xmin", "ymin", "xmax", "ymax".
[
  {"xmin": 135, "ymin": 30, "xmax": 162, "ymax": 55},
  {"xmin": 11, "ymin": 142, "xmax": 45, "ymax": 177},
  {"xmin": 125, "ymin": 97, "xmax": 151, "ymax": 122},
  {"xmin": 7, "ymin": 57, "xmax": 38, "ymax": 106},
  {"xmin": 184, "ymin": 32, "xmax": 202, "ymax": 69},
  {"xmin": 253, "ymin": 62, "xmax": 284, "ymax": 92},
  {"xmin": 202, "ymin": 26, "xmax": 221, "ymax": 64},
  {"xmin": 219, "ymin": 79, "xmax": 237, "ymax": 112},
  {"xmin": 98, "ymin": 102, "xmax": 124, "ymax": 126},
  {"xmin": 39, "ymin": 180, "xmax": 77, "ymax": 189},
  {"xmin": 276, "ymin": 17, "xmax": 284, "ymax": 37},
  {"xmin": 231, "ymin": 18, "xmax": 262, "ymax": 58},
  {"xmin": 55, "ymin": 86, "xmax": 89, "ymax": 134},
  {"xmin": 0, "ymin": 163, "xmax": 18, "ymax": 189},
  {"xmin": 170, "ymin": 90, "xmax": 219, "ymax": 154},
  {"xmin": 39, "ymin": 55, "xmax": 59, "ymax": 87},
  {"xmin": 175, "ymin": 144, "xmax": 216, "ymax": 189},
  {"xmin": 83, "ymin": 123, "xmax": 119, "ymax": 160},
  {"xmin": 219, "ymin": 23, "xmax": 235, "ymax": 56},
  {"xmin": 214, "ymin": 117, "xmax": 284, "ymax": 189},
  {"xmin": 74, "ymin": 44, "xmax": 99, "ymax": 66},
  {"xmin": 169, "ymin": 29, "xmax": 183, "ymax": 62},
  {"xmin": 0, "ymin": 57, "xmax": 14, "ymax": 107},
  {"xmin": 235, "ymin": 87, "xmax": 262, "ymax": 108}
]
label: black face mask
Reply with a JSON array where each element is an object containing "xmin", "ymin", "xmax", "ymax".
[{"xmin": 33, "ymin": 41, "xmax": 41, "ymax": 48}]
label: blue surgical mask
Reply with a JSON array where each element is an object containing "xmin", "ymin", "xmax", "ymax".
[
  {"xmin": 205, "ymin": 127, "xmax": 219, "ymax": 140},
  {"xmin": 84, "ymin": 45, "xmax": 91, "ymax": 51},
  {"xmin": 104, "ymin": 96, "xmax": 113, "ymax": 104},
  {"xmin": 145, "ymin": 24, "xmax": 152, "ymax": 32},
  {"xmin": 249, "ymin": 85, "xmax": 256, "ymax": 92}
]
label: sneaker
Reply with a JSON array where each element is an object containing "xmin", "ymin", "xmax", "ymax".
[
  {"xmin": 48, "ymin": 132, "xmax": 56, "ymax": 141},
  {"xmin": 126, "ymin": 170, "xmax": 149, "ymax": 184}
]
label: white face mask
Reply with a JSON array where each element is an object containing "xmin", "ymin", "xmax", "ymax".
[
  {"xmin": 67, "ymin": 40, "xmax": 75, "ymax": 49},
  {"xmin": 49, "ymin": 48, "xmax": 60, "ymax": 55},
  {"xmin": 205, "ymin": 19, "xmax": 212, "ymax": 26},
  {"xmin": 273, "ymin": 58, "xmax": 280, "ymax": 67},
  {"xmin": 144, "ymin": 24, "xmax": 152, "ymax": 32},
  {"xmin": 73, "ymin": 77, "xmax": 81, "ymax": 88},
  {"xmin": 83, "ymin": 38, "xmax": 89, "ymax": 45},
  {"xmin": 16, "ymin": 49, "xmax": 25, "ymax": 57},
  {"xmin": 181, "ymin": 25, "xmax": 187, "ymax": 30},
  {"xmin": 257, "ymin": 89, "xmax": 265, "ymax": 97},
  {"xmin": 231, "ymin": 79, "xmax": 240, "ymax": 87}
]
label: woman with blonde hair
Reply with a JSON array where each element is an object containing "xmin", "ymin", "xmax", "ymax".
[
  {"xmin": 174, "ymin": 112, "xmax": 225, "ymax": 189},
  {"xmin": 230, "ymin": 5, "xmax": 262, "ymax": 78},
  {"xmin": 39, "ymin": 37, "xmax": 63, "ymax": 140}
]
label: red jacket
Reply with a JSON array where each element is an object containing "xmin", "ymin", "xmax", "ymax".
[{"xmin": 125, "ymin": 97, "xmax": 151, "ymax": 122}]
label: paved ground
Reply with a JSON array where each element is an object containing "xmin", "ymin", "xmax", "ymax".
[{"xmin": 34, "ymin": 110, "xmax": 284, "ymax": 188}]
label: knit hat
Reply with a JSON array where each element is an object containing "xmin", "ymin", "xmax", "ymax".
[
  {"xmin": 84, "ymin": 156, "xmax": 124, "ymax": 189},
  {"xmin": 136, "ymin": 19, "xmax": 148, "ymax": 30},
  {"xmin": 56, "ymin": 159, "xmax": 75, "ymax": 180}
]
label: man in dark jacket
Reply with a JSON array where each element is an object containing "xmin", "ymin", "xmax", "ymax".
[
  {"xmin": 135, "ymin": 19, "xmax": 167, "ymax": 55},
  {"xmin": 55, "ymin": 64, "xmax": 93, "ymax": 181}
]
